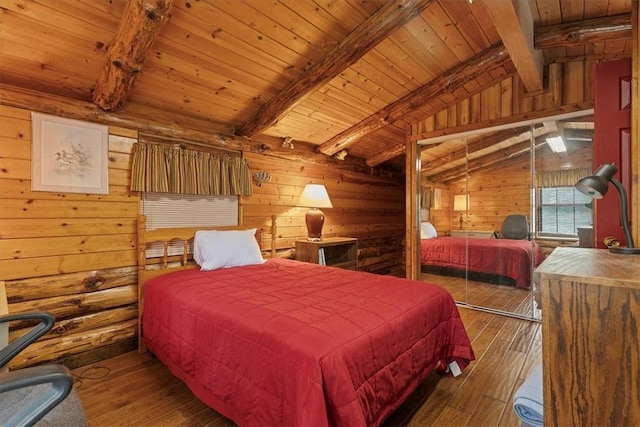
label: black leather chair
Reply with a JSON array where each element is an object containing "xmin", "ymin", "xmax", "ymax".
[
  {"xmin": 493, "ymin": 214, "xmax": 531, "ymax": 240},
  {"xmin": 0, "ymin": 312, "xmax": 86, "ymax": 427}
]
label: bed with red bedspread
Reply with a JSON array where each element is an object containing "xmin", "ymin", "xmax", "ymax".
[
  {"xmin": 142, "ymin": 258, "xmax": 475, "ymax": 427},
  {"xmin": 420, "ymin": 237, "xmax": 545, "ymax": 289}
]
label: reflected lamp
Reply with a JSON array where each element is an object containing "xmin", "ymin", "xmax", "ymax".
[
  {"xmin": 575, "ymin": 163, "xmax": 639, "ymax": 254},
  {"xmin": 298, "ymin": 184, "xmax": 333, "ymax": 241},
  {"xmin": 453, "ymin": 194, "xmax": 468, "ymax": 230}
]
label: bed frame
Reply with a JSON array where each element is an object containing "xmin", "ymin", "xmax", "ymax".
[{"xmin": 136, "ymin": 214, "xmax": 272, "ymax": 352}]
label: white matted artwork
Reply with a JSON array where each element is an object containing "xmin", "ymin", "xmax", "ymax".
[{"xmin": 31, "ymin": 112, "xmax": 109, "ymax": 194}]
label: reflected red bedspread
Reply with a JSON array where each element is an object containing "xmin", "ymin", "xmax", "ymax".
[
  {"xmin": 143, "ymin": 258, "xmax": 474, "ymax": 427},
  {"xmin": 420, "ymin": 237, "xmax": 545, "ymax": 288}
]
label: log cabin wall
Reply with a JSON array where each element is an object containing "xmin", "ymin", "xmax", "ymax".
[
  {"xmin": 447, "ymin": 143, "xmax": 592, "ymax": 231},
  {"xmin": 0, "ymin": 104, "xmax": 404, "ymax": 369},
  {"xmin": 1, "ymin": 106, "xmax": 140, "ymax": 369},
  {"xmin": 243, "ymin": 150, "xmax": 405, "ymax": 275},
  {"xmin": 412, "ymin": 61, "xmax": 595, "ymax": 137},
  {"xmin": 414, "ymin": 61, "xmax": 596, "ymax": 239},
  {"xmin": 449, "ymin": 161, "xmax": 532, "ymax": 233}
]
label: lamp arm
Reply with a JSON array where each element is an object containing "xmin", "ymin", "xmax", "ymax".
[{"xmin": 610, "ymin": 178, "xmax": 635, "ymax": 248}]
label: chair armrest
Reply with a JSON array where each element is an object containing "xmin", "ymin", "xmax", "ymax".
[
  {"xmin": 0, "ymin": 312, "xmax": 55, "ymax": 368},
  {"xmin": 0, "ymin": 364, "xmax": 73, "ymax": 427}
]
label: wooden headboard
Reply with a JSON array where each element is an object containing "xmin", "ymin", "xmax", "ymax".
[{"xmin": 136, "ymin": 214, "xmax": 273, "ymax": 351}]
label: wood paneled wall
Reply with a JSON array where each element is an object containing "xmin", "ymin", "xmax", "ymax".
[
  {"xmin": 450, "ymin": 160, "xmax": 532, "ymax": 233},
  {"xmin": 243, "ymin": 151, "xmax": 405, "ymax": 274},
  {"xmin": 444, "ymin": 145, "xmax": 592, "ymax": 232},
  {"xmin": 411, "ymin": 61, "xmax": 595, "ymax": 139},
  {"xmin": 0, "ymin": 105, "xmax": 404, "ymax": 369},
  {"xmin": 1, "ymin": 106, "xmax": 140, "ymax": 368}
]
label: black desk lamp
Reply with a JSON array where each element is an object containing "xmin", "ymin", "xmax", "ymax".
[{"xmin": 575, "ymin": 163, "xmax": 640, "ymax": 254}]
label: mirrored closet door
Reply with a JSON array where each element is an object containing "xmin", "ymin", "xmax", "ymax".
[{"xmin": 419, "ymin": 111, "xmax": 593, "ymax": 320}]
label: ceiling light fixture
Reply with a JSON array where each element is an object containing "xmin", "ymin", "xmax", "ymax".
[{"xmin": 546, "ymin": 136, "xmax": 567, "ymax": 153}]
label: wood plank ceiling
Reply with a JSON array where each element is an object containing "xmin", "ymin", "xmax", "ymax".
[{"xmin": 0, "ymin": 0, "xmax": 633, "ymax": 171}]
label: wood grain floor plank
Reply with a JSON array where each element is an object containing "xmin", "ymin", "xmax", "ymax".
[
  {"xmin": 72, "ymin": 307, "xmax": 542, "ymax": 426},
  {"xmin": 485, "ymin": 349, "xmax": 526, "ymax": 403},
  {"xmin": 469, "ymin": 395, "xmax": 506, "ymax": 427}
]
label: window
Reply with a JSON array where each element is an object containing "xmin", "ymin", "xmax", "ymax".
[
  {"xmin": 537, "ymin": 187, "xmax": 592, "ymax": 237},
  {"xmin": 141, "ymin": 192, "xmax": 239, "ymax": 257},
  {"xmin": 141, "ymin": 192, "xmax": 238, "ymax": 229}
]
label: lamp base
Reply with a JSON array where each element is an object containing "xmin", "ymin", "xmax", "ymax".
[
  {"xmin": 305, "ymin": 208, "xmax": 325, "ymax": 241},
  {"xmin": 609, "ymin": 246, "xmax": 640, "ymax": 255}
]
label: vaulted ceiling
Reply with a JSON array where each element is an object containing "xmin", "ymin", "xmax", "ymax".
[{"xmin": 0, "ymin": 0, "xmax": 633, "ymax": 170}]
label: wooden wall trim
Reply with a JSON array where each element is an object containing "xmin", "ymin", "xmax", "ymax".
[
  {"xmin": 405, "ymin": 127, "xmax": 419, "ymax": 280},
  {"xmin": 632, "ymin": 0, "xmax": 639, "ymax": 246}
]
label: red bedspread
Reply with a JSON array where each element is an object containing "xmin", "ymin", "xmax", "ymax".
[
  {"xmin": 420, "ymin": 237, "xmax": 545, "ymax": 289},
  {"xmin": 143, "ymin": 258, "xmax": 474, "ymax": 427}
]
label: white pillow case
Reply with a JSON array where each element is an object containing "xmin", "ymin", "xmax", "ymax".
[
  {"xmin": 194, "ymin": 228, "xmax": 265, "ymax": 271},
  {"xmin": 420, "ymin": 222, "xmax": 437, "ymax": 239}
]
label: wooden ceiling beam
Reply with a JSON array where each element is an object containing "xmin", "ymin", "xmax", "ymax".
[
  {"xmin": 319, "ymin": 43, "xmax": 511, "ymax": 157},
  {"xmin": 3, "ymin": 83, "xmax": 254, "ymax": 151},
  {"xmin": 368, "ymin": 14, "xmax": 624, "ymax": 167},
  {"xmin": 421, "ymin": 126, "xmax": 530, "ymax": 171},
  {"xmin": 93, "ymin": 0, "xmax": 173, "ymax": 111},
  {"xmin": 480, "ymin": 0, "xmax": 543, "ymax": 93},
  {"xmin": 535, "ymin": 13, "xmax": 632, "ymax": 49},
  {"xmin": 235, "ymin": 0, "xmax": 434, "ymax": 139},
  {"xmin": 366, "ymin": 143, "xmax": 407, "ymax": 168},
  {"xmin": 428, "ymin": 139, "xmax": 535, "ymax": 183},
  {"xmin": 371, "ymin": 101, "xmax": 592, "ymax": 167},
  {"xmin": 425, "ymin": 124, "xmax": 560, "ymax": 182},
  {"xmin": 1, "ymin": 83, "xmax": 390, "ymax": 176}
]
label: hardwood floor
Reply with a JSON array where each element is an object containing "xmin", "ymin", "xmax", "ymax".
[
  {"xmin": 422, "ymin": 273, "xmax": 539, "ymax": 319},
  {"xmin": 72, "ymin": 307, "xmax": 541, "ymax": 426}
]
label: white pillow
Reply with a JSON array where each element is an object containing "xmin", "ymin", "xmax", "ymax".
[
  {"xmin": 193, "ymin": 229, "xmax": 265, "ymax": 271},
  {"xmin": 420, "ymin": 222, "xmax": 437, "ymax": 239}
]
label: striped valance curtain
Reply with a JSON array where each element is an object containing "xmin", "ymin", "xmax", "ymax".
[
  {"xmin": 536, "ymin": 168, "xmax": 592, "ymax": 188},
  {"xmin": 420, "ymin": 186, "xmax": 442, "ymax": 209},
  {"xmin": 421, "ymin": 186, "xmax": 432, "ymax": 209},
  {"xmin": 130, "ymin": 142, "xmax": 252, "ymax": 196}
]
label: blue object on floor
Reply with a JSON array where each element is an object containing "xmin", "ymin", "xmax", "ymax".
[{"xmin": 513, "ymin": 364, "xmax": 543, "ymax": 427}]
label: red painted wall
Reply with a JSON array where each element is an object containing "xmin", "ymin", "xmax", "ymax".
[{"xmin": 593, "ymin": 58, "xmax": 632, "ymax": 248}]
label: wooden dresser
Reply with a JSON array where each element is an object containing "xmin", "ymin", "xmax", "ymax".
[{"xmin": 534, "ymin": 247, "xmax": 640, "ymax": 426}]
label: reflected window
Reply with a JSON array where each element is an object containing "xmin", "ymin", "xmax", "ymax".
[{"xmin": 537, "ymin": 187, "xmax": 592, "ymax": 237}]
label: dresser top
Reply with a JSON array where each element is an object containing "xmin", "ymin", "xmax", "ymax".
[{"xmin": 534, "ymin": 247, "xmax": 640, "ymax": 289}]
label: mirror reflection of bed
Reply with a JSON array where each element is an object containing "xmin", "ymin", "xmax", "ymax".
[{"xmin": 419, "ymin": 111, "xmax": 593, "ymax": 319}]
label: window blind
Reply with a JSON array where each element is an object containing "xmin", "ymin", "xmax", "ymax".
[{"xmin": 141, "ymin": 192, "xmax": 239, "ymax": 257}]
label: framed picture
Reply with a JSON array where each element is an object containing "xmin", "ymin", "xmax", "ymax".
[{"xmin": 31, "ymin": 112, "xmax": 109, "ymax": 194}]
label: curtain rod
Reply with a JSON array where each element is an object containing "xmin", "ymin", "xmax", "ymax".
[{"xmin": 138, "ymin": 132, "xmax": 241, "ymax": 154}]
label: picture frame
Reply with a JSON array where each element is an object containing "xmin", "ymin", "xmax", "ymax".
[{"xmin": 31, "ymin": 112, "xmax": 109, "ymax": 194}]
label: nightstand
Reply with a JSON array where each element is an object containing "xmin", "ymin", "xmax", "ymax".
[
  {"xmin": 450, "ymin": 230, "xmax": 494, "ymax": 239},
  {"xmin": 295, "ymin": 237, "xmax": 357, "ymax": 270}
]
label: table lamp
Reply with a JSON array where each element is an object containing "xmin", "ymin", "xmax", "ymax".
[
  {"xmin": 298, "ymin": 184, "xmax": 333, "ymax": 241},
  {"xmin": 453, "ymin": 194, "xmax": 468, "ymax": 230},
  {"xmin": 575, "ymin": 163, "xmax": 640, "ymax": 254}
]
